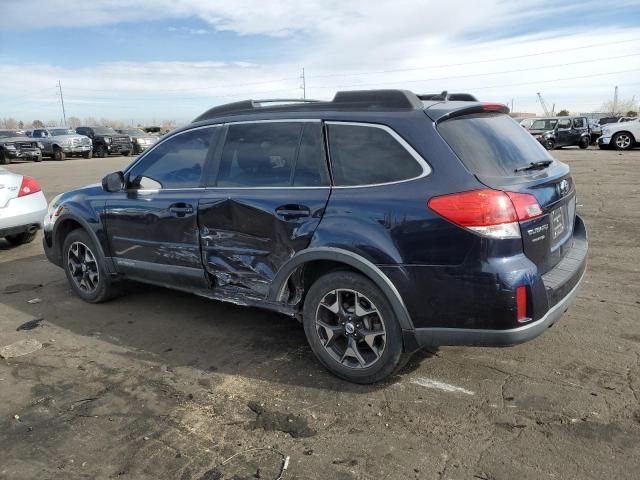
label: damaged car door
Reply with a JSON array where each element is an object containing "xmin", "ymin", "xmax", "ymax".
[
  {"xmin": 104, "ymin": 126, "xmax": 220, "ymax": 287},
  {"xmin": 199, "ymin": 120, "xmax": 330, "ymax": 298}
]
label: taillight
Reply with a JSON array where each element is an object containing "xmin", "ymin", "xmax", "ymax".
[
  {"xmin": 18, "ymin": 176, "xmax": 41, "ymax": 197},
  {"xmin": 427, "ymin": 188, "xmax": 542, "ymax": 239}
]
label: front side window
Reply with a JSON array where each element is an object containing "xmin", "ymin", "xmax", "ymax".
[
  {"xmin": 558, "ymin": 119, "xmax": 572, "ymax": 129},
  {"xmin": 128, "ymin": 127, "xmax": 216, "ymax": 189},
  {"xmin": 327, "ymin": 123, "xmax": 424, "ymax": 186},
  {"xmin": 215, "ymin": 122, "xmax": 328, "ymax": 187},
  {"xmin": 572, "ymin": 118, "xmax": 585, "ymax": 129}
]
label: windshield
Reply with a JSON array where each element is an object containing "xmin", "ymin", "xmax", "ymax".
[
  {"xmin": 0, "ymin": 130, "xmax": 22, "ymax": 138},
  {"xmin": 122, "ymin": 129, "xmax": 145, "ymax": 136},
  {"xmin": 530, "ymin": 119, "xmax": 558, "ymax": 130},
  {"xmin": 50, "ymin": 129, "xmax": 76, "ymax": 135},
  {"xmin": 437, "ymin": 112, "xmax": 553, "ymax": 177},
  {"xmin": 93, "ymin": 127, "xmax": 117, "ymax": 135}
]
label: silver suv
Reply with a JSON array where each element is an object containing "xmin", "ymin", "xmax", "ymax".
[{"xmin": 30, "ymin": 128, "xmax": 93, "ymax": 160}]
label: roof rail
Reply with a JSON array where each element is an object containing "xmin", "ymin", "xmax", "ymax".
[
  {"xmin": 193, "ymin": 89, "xmax": 424, "ymax": 122},
  {"xmin": 419, "ymin": 92, "xmax": 478, "ymax": 102}
]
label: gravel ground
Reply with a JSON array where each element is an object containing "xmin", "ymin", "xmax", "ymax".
[{"xmin": 1, "ymin": 147, "xmax": 639, "ymax": 480}]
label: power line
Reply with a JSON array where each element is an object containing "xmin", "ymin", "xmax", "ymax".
[
  {"xmin": 305, "ymin": 37, "xmax": 640, "ymax": 79},
  {"xmin": 309, "ymin": 53, "xmax": 640, "ymax": 89}
]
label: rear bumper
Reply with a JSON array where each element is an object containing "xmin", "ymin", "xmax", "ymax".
[
  {"xmin": 404, "ymin": 215, "xmax": 588, "ymax": 348},
  {"xmin": 0, "ymin": 192, "xmax": 47, "ymax": 233}
]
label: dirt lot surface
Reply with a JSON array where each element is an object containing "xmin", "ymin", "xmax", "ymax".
[{"xmin": 1, "ymin": 148, "xmax": 639, "ymax": 480}]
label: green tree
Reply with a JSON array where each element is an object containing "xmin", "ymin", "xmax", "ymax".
[{"xmin": 557, "ymin": 109, "xmax": 570, "ymax": 116}]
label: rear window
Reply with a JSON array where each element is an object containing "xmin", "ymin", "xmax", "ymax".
[{"xmin": 438, "ymin": 113, "xmax": 552, "ymax": 177}]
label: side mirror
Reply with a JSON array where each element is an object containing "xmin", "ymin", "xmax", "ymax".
[{"xmin": 102, "ymin": 171, "xmax": 125, "ymax": 192}]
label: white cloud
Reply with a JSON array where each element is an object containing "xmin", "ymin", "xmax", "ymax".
[{"xmin": 1, "ymin": 0, "xmax": 639, "ymax": 122}]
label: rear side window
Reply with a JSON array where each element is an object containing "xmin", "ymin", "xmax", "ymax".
[
  {"xmin": 437, "ymin": 113, "xmax": 552, "ymax": 177},
  {"xmin": 215, "ymin": 122, "xmax": 329, "ymax": 187},
  {"xmin": 327, "ymin": 123, "xmax": 424, "ymax": 186}
]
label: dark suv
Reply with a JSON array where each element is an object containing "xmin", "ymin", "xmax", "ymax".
[
  {"xmin": 528, "ymin": 116, "xmax": 591, "ymax": 150},
  {"xmin": 76, "ymin": 126, "xmax": 133, "ymax": 157},
  {"xmin": 42, "ymin": 90, "xmax": 587, "ymax": 384}
]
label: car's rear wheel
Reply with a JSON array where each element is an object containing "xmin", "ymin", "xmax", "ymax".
[
  {"xmin": 95, "ymin": 145, "xmax": 106, "ymax": 158},
  {"xmin": 62, "ymin": 229, "xmax": 121, "ymax": 303},
  {"xmin": 578, "ymin": 136, "xmax": 589, "ymax": 149},
  {"xmin": 302, "ymin": 271, "xmax": 406, "ymax": 384},
  {"xmin": 612, "ymin": 132, "xmax": 634, "ymax": 150},
  {"xmin": 53, "ymin": 147, "xmax": 65, "ymax": 161},
  {"xmin": 5, "ymin": 230, "xmax": 37, "ymax": 246}
]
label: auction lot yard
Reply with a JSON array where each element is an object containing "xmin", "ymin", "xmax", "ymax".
[{"xmin": 1, "ymin": 148, "xmax": 639, "ymax": 480}]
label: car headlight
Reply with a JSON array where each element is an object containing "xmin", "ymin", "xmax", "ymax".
[
  {"xmin": 104, "ymin": 137, "xmax": 111, "ymax": 143},
  {"xmin": 44, "ymin": 194, "xmax": 64, "ymax": 231}
]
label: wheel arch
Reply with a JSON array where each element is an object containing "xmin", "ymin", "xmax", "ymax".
[
  {"xmin": 613, "ymin": 130, "xmax": 636, "ymax": 142},
  {"xmin": 268, "ymin": 247, "xmax": 415, "ymax": 332}
]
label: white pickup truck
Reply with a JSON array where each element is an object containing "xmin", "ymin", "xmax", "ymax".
[
  {"xmin": 598, "ymin": 118, "xmax": 639, "ymax": 150},
  {"xmin": 29, "ymin": 128, "xmax": 93, "ymax": 160}
]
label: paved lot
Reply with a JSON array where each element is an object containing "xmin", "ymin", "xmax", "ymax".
[{"xmin": 1, "ymin": 148, "xmax": 639, "ymax": 480}]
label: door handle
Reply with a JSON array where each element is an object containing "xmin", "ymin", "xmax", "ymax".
[
  {"xmin": 169, "ymin": 203, "xmax": 194, "ymax": 217},
  {"xmin": 275, "ymin": 204, "xmax": 311, "ymax": 220}
]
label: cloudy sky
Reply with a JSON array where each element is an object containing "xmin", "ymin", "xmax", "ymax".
[{"xmin": 1, "ymin": 0, "xmax": 640, "ymax": 125}]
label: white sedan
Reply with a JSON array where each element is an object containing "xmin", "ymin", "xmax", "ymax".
[{"xmin": 0, "ymin": 167, "xmax": 47, "ymax": 246}]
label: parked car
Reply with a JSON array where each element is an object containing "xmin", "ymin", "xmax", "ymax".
[
  {"xmin": 587, "ymin": 119, "xmax": 602, "ymax": 144},
  {"xmin": 0, "ymin": 130, "xmax": 43, "ymax": 164},
  {"xmin": 599, "ymin": 116, "xmax": 638, "ymax": 125},
  {"xmin": 75, "ymin": 127, "xmax": 133, "ymax": 157},
  {"xmin": 115, "ymin": 128, "xmax": 158, "ymax": 154},
  {"xmin": 29, "ymin": 128, "xmax": 93, "ymax": 160},
  {"xmin": 528, "ymin": 116, "xmax": 590, "ymax": 150},
  {"xmin": 42, "ymin": 90, "xmax": 587, "ymax": 384},
  {"xmin": 0, "ymin": 168, "xmax": 47, "ymax": 245},
  {"xmin": 598, "ymin": 118, "xmax": 639, "ymax": 150}
]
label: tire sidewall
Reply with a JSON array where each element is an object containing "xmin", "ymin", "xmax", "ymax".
[
  {"xmin": 613, "ymin": 132, "xmax": 634, "ymax": 150},
  {"xmin": 62, "ymin": 229, "xmax": 112, "ymax": 303},
  {"xmin": 302, "ymin": 271, "xmax": 404, "ymax": 383}
]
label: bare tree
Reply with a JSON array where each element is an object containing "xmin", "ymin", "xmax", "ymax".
[
  {"xmin": 67, "ymin": 116, "xmax": 82, "ymax": 128},
  {"xmin": 2, "ymin": 118, "xmax": 18, "ymax": 128},
  {"xmin": 601, "ymin": 96, "xmax": 638, "ymax": 116},
  {"xmin": 83, "ymin": 116, "xmax": 97, "ymax": 126}
]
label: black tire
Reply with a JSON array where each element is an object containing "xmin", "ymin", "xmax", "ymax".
[
  {"xmin": 122, "ymin": 150, "xmax": 131, "ymax": 157},
  {"xmin": 34, "ymin": 152, "xmax": 43, "ymax": 162},
  {"xmin": 5, "ymin": 230, "xmax": 37, "ymax": 246},
  {"xmin": 578, "ymin": 136, "xmax": 589, "ymax": 149},
  {"xmin": 95, "ymin": 144, "xmax": 107, "ymax": 158},
  {"xmin": 133, "ymin": 144, "xmax": 140, "ymax": 155},
  {"xmin": 0, "ymin": 150, "xmax": 9, "ymax": 165},
  {"xmin": 83, "ymin": 151, "xmax": 93, "ymax": 159},
  {"xmin": 598, "ymin": 143, "xmax": 609, "ymax": 150},
  {"xmin": 612, "ymin": 132, "xmax": 635, "ymax": 151},
  {"xmin": 53, "ymin": 147, "xmax": 66, "ymax": 161},
  {"xmin": 545, "ymin": 139, "xmax": 555, "ymax": 150},
  {"xmin": 62, "ymin": 229, "xmax": 121, "ymax": 303},
  {"xmin": 302, "ymin": 271, "xmax": 407, "ymax": 384}
]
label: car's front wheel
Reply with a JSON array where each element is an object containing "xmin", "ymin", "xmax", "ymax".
[
  {"xmin": 578, "ymin": 136, "xmax": 589, "ymax": 149},
  {"xmin": 53, "ymin": 147, "xmax": 66, "ymax": 161},
  {"xmin": 612, "ymin": 132, "xmax": 635, "ymax": 150},
  {"xmin": 62, "ymin": 229, "xmax": 121, "ymax": 303},
  {"xmin": 545, "ymin": 139, "xmax": 555, "ymax": 150},
  {"xmin": 303, "ymin": 271, "xmax": 406, "ymax": 384},
  {"xmin": 95, "ymin": 145, "xmax": 107, "ymax": 158},
  {"xmin": 0, "ymin": 150, "xmax": 9, "ymax": 165},
  {"xmin": 83, "ymin": 151, "xmax": 93, "ymax": 159}
]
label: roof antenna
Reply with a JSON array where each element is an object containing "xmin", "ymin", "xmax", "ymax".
[{"xmin": 440, "ymin": 91, "xmax": 449, "ymax": 101}]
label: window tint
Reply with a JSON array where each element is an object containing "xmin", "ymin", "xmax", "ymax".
[
  {"xmin": 327, "ymin": 124, "xmax": 423, "ymax": 186},
  {"xmin": 558, "ymin": 118, "xmax": 571, "ymax": 129},
  {"xmin": 573, "ymin": 118, "xmax": 585, "ymax": 128},
  {"xmin": 128, "ymin": 127, "xmax": 215, "ymax": 189},
  {"xmin": 216, "ymin": 122, "xmax": 303, "ymax": 187},
  {"xmin": 437, "ymin": 113, "xmax": 552, "ymax": 177},
  {"xmin": 293, "ymin": 123, "xmax": 329, "ymax": 186}
]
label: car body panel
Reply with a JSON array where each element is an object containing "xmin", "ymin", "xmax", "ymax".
[{"xmin": 0, "ymin": 168, "xmax": 47, "ymax": 236}]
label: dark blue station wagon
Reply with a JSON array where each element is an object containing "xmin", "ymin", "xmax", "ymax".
[{"xmin": 43, "ymin": 90, "xmax": 587, "ymax": 383}]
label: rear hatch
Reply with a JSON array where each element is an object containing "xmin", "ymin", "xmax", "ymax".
[{"xmin": 435, "ymin": 111, "xmax": 576, "ymax": 274}]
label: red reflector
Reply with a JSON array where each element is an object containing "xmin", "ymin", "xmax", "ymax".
[
  {"xmin": 18, "ymin": 176, "xmax": 41, "ymax": 197},
  {"xmin": 516, "ymin": 286, "xmax": 528, "ymax": 322}
]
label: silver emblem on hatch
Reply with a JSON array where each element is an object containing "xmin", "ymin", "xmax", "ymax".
[{"xmin": 558, "ymin": 179, "xmax": 570, "ymax": 196}]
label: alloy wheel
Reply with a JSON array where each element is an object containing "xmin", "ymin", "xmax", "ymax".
[
  {"xmin": 67, "ymin": 241, "xmax": 100, "ymax": 293},
  {"xmin": 315, "ymin": 289, "xmax": 386, "ymax": 369},
  {"xmin": 615, "ymin": 134, "xmax": 631, "ymax": 149}
]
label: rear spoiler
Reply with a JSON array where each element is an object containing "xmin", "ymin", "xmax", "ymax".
[{"xmin": 433, "ymin": 102, "xmax": 510, "ymax": 124}]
